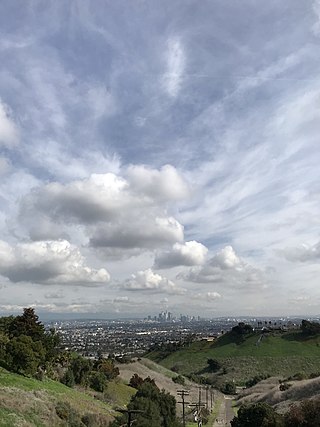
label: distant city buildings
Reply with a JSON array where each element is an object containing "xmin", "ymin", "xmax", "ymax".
[{"xmin": 146, "ymin": 311, "xmax": 202, "ymax": 323}]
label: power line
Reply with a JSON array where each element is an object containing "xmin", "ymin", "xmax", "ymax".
[{"xmin": 177, "ymin": 389, "xmax": 190, "ymax": 427}]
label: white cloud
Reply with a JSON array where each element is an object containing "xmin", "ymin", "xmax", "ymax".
[
  {"xmin": 0, "ymin": 239, "xmax": 110, "ymax": 286},
  {"xmin": 127, "ymin": 164, "xmax": 189, "ymax": 201},
  {"xmin": 154, "ymin": 240, "xmax": 208, "ymax": 269},
  {"xmin": 162, "ymin": 38, "xmax": 185, "ymax": 97},
  {"xmin": 20, "ymin": 167, "xmax": 186, "ymax": 251},
  {"xmin": 182, "ymin": 246, "xmax": 266, "ymax": 290},
  {"xmin": 282, "ymin": 241, "xmax": 320, "ymax": 263},
  {"xmin": 0, "ymin": 101, "xmax": 19, "ymax": 147},
  {"xmin": 209, "ymin": 246, "xmax": 244, "ymax": 270},
  {"xmin": 194, "ymin": 291, "xmax": 222, "ymax": 301},
  {"xmin": 123, "ymin": 268, "xmax": 185, "ymax": 294}
]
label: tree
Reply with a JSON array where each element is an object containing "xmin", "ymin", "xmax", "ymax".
[
  {"xmin": 89, "ymin": 371, "xmax": 106, "ymax": 392},
  {"xmin": 207, "ymin": 358, "xmax": 221, "ymax": 372},
  {"xmin": 94, "ymin": 357, "xmax": 119, "ymax": 381},
  {"xmin": 284, "ymin": 398, "xmax": 320, "ymax": 426},
  {"xmin": 221, "ymin": 381, "xmax": 236, "ymax": 395},
  {"xmin": 8, "ymin": 308, "xmax": 45, "ymax": 341},
  {"xmin": 129, "ymin": 373, "xmax": 144, "ymax": 389},
  {"xmin": 111, "ymin": 378, "xmax": 182, "ymax": 427},
  {"xmin": 231, "ymin": 403, "xmax": 284, "ymax": 427},
  {"xmin": 232, "ymin": 323, "xmax": 253, "ymax": 335},
  {"xmin": 6, "ymin": 335, "xmax": 45, "ymax": 376},
  {"xmin": 301, "ymin": 320, "xmax": 320, "ymax": 336},
  {"xmin": 69, "ymin": 355, "xmax": 93, "ymax": 386}
]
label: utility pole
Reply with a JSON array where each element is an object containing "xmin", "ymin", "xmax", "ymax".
[
  {"xmin": 198, "ymin": 386, "xmax": 202, "ymax": 409},
  {"xmin": 205, "ymin": 387, "xmax": 208, "ymax": 409},
  {"xmin": 117, "ymin": 409, "xmax": 144, "ymax": 427},
  {"xmin": 210, "ymin": 388, "xmax": 214, "ymax": 410},
  {"xmin": 177, "ymin": 389, "xmax": 190, "ymax": 427}
]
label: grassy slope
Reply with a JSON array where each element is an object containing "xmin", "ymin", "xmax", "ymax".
[
  {"xmin": 0, "ymin": 367, "xmax": 135, "ymax": 427},
  {"xmin": 147, "ymin": 332, "xmax": 320, "ymax": 385}
]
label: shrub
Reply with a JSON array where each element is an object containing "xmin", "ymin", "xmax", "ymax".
[
  {"xmin": 221, "ymin": 381, "xmax": 236, "ymax": 395},
  {"xmin": 207, "ymin": 358, "xmax": 221, "ymax": 372},
  {"xmin": 284, "ymin": 397, "xmax": 320, "ymax": 426},
  {"xmin": 279, "ymin": 382, "xmax": 291, "ymax": 391},
  {"xmin": 245, "ymin": 375, "xmax": 269, "ymax": 388},
  {"xmin": 55, "ymin": 401, "xmax": 84, "ymax": 426},
  {"xmin": 172, "ymin": 375, "xmax": 185, "ymax": 385},
  {"xmin": 61, "ymin": 367, "xmax": 75, "ymax": 388},
  {"xmin": 90, "ymin": 371, "xmax": 106, "ymax": 393},
  {"xmin": 231, "ymin": 403, "xmax": 284, "ymax": 426}
]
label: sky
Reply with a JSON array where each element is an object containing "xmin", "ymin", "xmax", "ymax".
[{"xmin": 0, "ymin": 0, "xmax": 320, "ymax": 319}]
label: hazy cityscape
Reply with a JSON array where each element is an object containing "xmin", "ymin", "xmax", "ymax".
[{"xmin": 48, "ymin": 312, "xmax": 309, "ymax": 358}]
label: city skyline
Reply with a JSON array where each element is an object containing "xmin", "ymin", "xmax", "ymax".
[{"xmin": 0, "ymin": 1, "xmax": 320, "ymax": 318}]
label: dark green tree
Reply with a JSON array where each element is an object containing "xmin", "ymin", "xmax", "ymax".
[
  {"xmin": 231, "ymin": 403, "xmax": 284, "ymax": 427},
  {"xmin": 6, "ymin": 335, "xmax": 45, "ymax": 376},
  {"xmin": 89, "ymin": 371, "xmax": 106, "ymax": 392},
  {"xmin": 301, "ymin": 320, "xmax": 320, "ymax": 336},
  {"xmin": 8, "ymin": 308, "xmax": 45, "ymax": 341},
  {"xmin": 111, "ymin": 378, "xmax": 182, "ymax": 427},
  {"xmin": 207, "ymin": 358, "xmax": 221, "ymax": 372},
  {"xmin": 70, "ymin": 355, "xmax": 93, "ymax": 386}
]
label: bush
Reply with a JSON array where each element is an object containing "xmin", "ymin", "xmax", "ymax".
[
  {"xmin": 284, "ymin": 397, "xmax": 320, "ymax": 426},
  {"xmin": 172, "ymin": 375, "xmax": 185, "ymax": 385},
  {"xmin": 231, "ymin": 403, "xmax": 284, "ymax": 427},
  {"xmin": 90, "ymin": 371, "xmax": 106, "ymax": 393},
  {"xmin": 55, "ymin": 401, "xmax": 85, "ymax": 426},
  {"xmin": 279, "ymin": 382, "xmax": 291, "ymax": 391},
  {"xmin": 129, "ymin": 373, "xmax": 144, "ymax": 389},
  {"xmin": 221, "ymin": 381, "xmax": 236, "ymax": 395},
  {"xmin": 61, "ymin": 367, "xmax": 75, "ymax": 388},
  {"xmin": 207, "ymin": 358, "xmax": 221, "ymax": 372},
  {"xmin": 245, "ymin": 375, "xmax": 269, "ymax": 388}
]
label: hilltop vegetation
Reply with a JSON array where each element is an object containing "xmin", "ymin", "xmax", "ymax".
[{"xmin": 146, "ymin": 322, "xmax": 320, "ymax": 387}]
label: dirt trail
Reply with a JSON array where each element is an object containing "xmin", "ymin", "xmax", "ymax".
[{"xmin": 212, "ymin": 396, "xmax": 234, "ymax": 426}]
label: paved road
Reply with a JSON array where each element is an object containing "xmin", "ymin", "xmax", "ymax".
[{"xmin": 212, "ymin": 395, "xmax": 234, "ymax": 426}]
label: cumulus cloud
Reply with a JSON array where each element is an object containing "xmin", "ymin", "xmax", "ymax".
[
  {"xmin": 0, "ymin": 240, "xmax": 110, "ymax": 286},
  {"xmin": 90, "ymin": 216, "xmax": 183, "ymax": 250},
  {"xmin": 181, "ymin": 246, "xmax": 266, "ymax": 290},
  {"xmin": 194, "ymin": 291, "xmax": 222, "ymax": 301},
  {"xmin": 20, "ymin": 167, "xmax": 187, "ymax": 251},
  {"xmin": 154, "ymin": 240, "xmax": 208, "ymax": 269},
  {"xmin": 0, "ymin": 101, "xmax": 19, "ymax": 147},
  {"xmin": 282, "ymin": 241, "xmax": 320, "ymax": 263},
  {"xmin": 123, "ymin": 268, "xmax": 185, "ymax": 294},
  {"xmin": 126, "ymin": 164, "xmax": 189, "ymax": 201}
]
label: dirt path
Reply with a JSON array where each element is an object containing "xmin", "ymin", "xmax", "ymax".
[{"xmin": 212, "ymin": 395, "xmax": 234, "ymax": 426}]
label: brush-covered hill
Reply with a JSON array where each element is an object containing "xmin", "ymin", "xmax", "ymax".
[
  {"xmin": 146, "ymin": 324, "xmax": 320, "ymax": 387},
  {"xmin": 0, "ymin": 366, "xmax": 125, "ymax": 426}
]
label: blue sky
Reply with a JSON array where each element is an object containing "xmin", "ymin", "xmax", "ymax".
[{"xmin": 0, "ymin": 0, "xmax": 320, "ymax": 318}]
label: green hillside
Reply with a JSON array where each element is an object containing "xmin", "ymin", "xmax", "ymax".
[
  {"xmin": 0, "ymin": 367, "xmax": 135, "ymax": 427},
  {"xmin": 147, "ymin": 331, "xmax": 320, "ymax": 385}
]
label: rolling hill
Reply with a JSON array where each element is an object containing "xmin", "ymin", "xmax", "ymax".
[{"xmin": 146, "ymin": 330, "xmax": 320, "ymax": 386}]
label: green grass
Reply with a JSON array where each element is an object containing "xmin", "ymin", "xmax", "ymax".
[
  {"xmin": 104, "ymin": 380, "xmax": 136, "ymax": 408},
  {"xmin": 0, "ymin": 367, "xmax": 124, "ymax": 426},
  {"xmin": 147, "ymin": 332, "xmax": 320, "ymax": 385}
]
